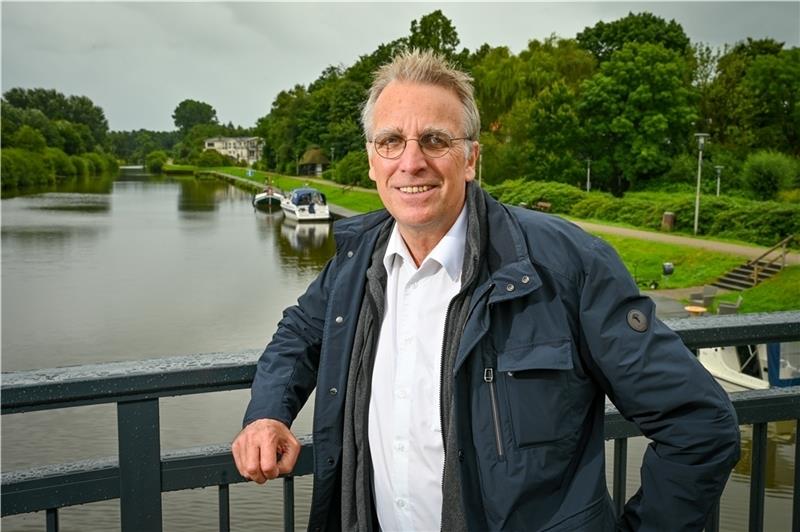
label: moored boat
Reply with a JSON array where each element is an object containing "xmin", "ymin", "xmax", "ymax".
[
  {"xmin": 280, "ymin": 187, "xmax": 330, "ymax": 221},
  {"xmin": 697, "ymin": 341, "xmax": 800, "ymax": 393},
  {"xmin": 252, "ymin": 187, "xmax": 284, "ymax": 210}
]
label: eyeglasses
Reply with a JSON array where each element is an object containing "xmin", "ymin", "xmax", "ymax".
[{"xmin": 369, "ymin": 132, "xmax": 471, "ymax": 159}]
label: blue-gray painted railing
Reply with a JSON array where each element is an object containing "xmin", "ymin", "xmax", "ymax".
[{"xmin": 2, "ymin": 311, "xmax": 800, "ymax": 532}]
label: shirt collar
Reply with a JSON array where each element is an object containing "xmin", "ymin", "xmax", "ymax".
[{"xmin": 383, "ymin": 204, "xmax": 468, "ymax": 283}]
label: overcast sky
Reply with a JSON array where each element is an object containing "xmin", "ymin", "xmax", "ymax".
[{"xmin": 2, "ymin": 2, "xmax": 798, "ymax": 132}]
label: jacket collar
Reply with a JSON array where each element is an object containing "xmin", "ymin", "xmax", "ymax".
[
  {"xmin": 332, "ymin": 185, "xmax": 542, "ymax": 303},
  {"xmin": 479, "ymin": 186, "xmax": 542, "ymax": 303}
]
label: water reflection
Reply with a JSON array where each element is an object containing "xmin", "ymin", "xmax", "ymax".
[
  {"xmin": 1, "ymin": 176, "xmax": 114, "ymax": 199},
  {"xmin": 732, "ymin": 423, "xmax": 796, "ymax": 492},
  {"xmin": 177, "ymin": 178, "xmax": 229, "ymax": 213},
  {"xmin": 275, "ymin": 216, "xmax": 335, "ymax": 272}
]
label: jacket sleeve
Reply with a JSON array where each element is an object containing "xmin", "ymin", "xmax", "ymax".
[
  {"xmin": 576, "ymin": 236, "xmax": 740, "ymax": 531},
  {"xmin": 243, "ymin": 256, "xmax": 337, "ymax": 428}
]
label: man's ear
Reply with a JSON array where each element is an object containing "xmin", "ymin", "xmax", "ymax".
[
  {"xmin": 367, "ymin": 144, "xmax": 377, "ymax": 182},
  {"xmin": 464, "ymin": 141, "xmax": 480, "ymax": 182}
]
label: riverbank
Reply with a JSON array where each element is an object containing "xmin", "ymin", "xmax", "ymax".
[{"xmin": 193, "ymin": 166, "xmax": 798, "ymax": 313}]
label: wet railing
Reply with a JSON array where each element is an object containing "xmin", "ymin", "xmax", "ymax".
[{"xmin": 2, "ymin": 311, "xmax": 800, "ymax": 532}]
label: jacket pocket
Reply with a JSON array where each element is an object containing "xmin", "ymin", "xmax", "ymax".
[{"xmin": 497, "ymin": 339, "xmax": 575, "ymax": 447}]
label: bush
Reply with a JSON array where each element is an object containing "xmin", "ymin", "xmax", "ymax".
[
  {"xmin": 194, "ymin": 149, "xmax": 234, "ymax": 167},
  {"xmin": 329, "ymin": 151, "xmax": 372, "ymax": 188},
  {"xmin": 82, "ymin": 152, "xmax": 107, "ymax": 175},
  {"xmin": 484, "ymin": 179, "xmax": 587, "ymax": 213},
  {"xmin": 146, "ymin": 150, "xmax": 169, "ymax": 173},
  {"xmin": 1, "ymin": 148, "xmax": 53, "ymax": 188},
  {"xmin": 70, "ymin": 155, "xmax": 88, "ymax": 177},
  {"xmin": 741, "ymin": 151, "xmax": 798, "ymax": 200},
  {"xmin": 9, "ymin": 125, "xmax": 47, "ymax": 153},
  {"xmin": 44, "ymin": 147, "xmax": 77, "ymax": 178},
  {"xmin": 489, "ymin": 179, "xmax": 800, "ymax": 247}
]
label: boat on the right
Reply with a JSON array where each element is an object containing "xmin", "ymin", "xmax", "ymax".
[{"xmin": 697, "ymin": 341, "xmax": 800, "ymax": 392}]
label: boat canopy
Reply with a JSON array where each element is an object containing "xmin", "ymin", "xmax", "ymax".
[{"xmin": 290, "ymin": 188, "xmax": 327, "ymax": 206}]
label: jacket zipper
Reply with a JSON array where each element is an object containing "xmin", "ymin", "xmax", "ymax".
[{"xmin": 483, "ymin": 367, "xmax": 505, "ymax": 461}]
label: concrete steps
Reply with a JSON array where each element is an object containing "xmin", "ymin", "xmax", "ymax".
[{"xmin": 713, "ymin": 260, "xmax": 783, "ymax": 291}]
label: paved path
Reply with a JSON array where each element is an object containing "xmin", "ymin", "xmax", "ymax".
[{"xmin": 573, "ymin": 221, "xmax": 799, "ymax": 265}]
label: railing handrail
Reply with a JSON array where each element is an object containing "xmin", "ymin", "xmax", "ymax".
[
  {"xmin": 3, "ymin": 311, "xmax": 799, "ymax": 415},
  {"xmin": 746, "ymin": 234, "xmax": 795, "ymax": 268},
  {"xmin": 3, "ymin": 388, "xmax": 798, "ymax": 518}
]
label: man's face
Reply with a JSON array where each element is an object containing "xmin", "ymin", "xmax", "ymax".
[{"xmin": 367, "ymin": 81, "xmax": 478, "ymax": 239}]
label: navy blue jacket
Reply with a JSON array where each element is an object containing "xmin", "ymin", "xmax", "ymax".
[{"xmin": 245, "ymin": 191, "xmax": 740, "ymax": 531}]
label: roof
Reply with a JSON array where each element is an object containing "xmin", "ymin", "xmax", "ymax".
[{"xmin": 299, "ymin": 147, "xmax": 330, "ymax": 165}]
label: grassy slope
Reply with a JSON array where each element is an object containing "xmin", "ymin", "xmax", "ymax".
[
  {"xmin": 590, "ymin": 232, "xmax": 745, "ymax": 289},
  {"xmin": 712, "ymin": 266, "xmax": 800, "ymax": 313}
]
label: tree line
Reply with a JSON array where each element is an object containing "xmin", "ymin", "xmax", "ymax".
[
  {"xmin": 5, "ymin": 10, "xmax": 796, "ymax": 202},
  {"xmin": 252, "ymin": 10, "xmax": 798, "ymax": 200},
  {"xmin": 1, "ymin": 88, "xmax": 118, "ymax": 189}
]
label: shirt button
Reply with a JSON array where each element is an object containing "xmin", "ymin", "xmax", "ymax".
[
  {"xmin": 393, "ymin": 441, "xmax": 406, "ymax": 452},
  {"xmin": 506, "ymin": 283, "xmax": 515, "ymax": 292},
  {"xmin": 396, "ymin": 498, "xmax": 406, "ymax": 509},
  {"xmin": 521, "ymin": 275, "xmax": 530, "ymax": 284},
  {"xmin": 347, "ymin": 250, "xmax": 354, "ymax": 258},
  {"xmin": 335, "ymin": 316, "xmax": 343, "ymax": 324},
  {"xmin": 458, "ymin": 449, "xmax": 465, "ymax": 462},
  {"xmin": 395, "ymin": 389, "xmax": 407, "ymax": 399},
  {"xmin": 328, "ymin": 387, "xmax": 338, "ymax": 396}
]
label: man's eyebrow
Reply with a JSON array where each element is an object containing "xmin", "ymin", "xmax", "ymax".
[{"xmin": 373, "ymin": 127, "xmax": 403, "ymax": 138}]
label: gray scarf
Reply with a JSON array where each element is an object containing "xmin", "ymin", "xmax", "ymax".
[{"xmin": 341, "ymin": 183, "xmax": 487, "ymax": 531}]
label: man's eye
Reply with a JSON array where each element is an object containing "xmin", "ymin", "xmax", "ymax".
[
  {"xmin": 421, "ymin": 133, "xmax": 449, "ymax": 149},
  {"xmin": 376, "ymin": 136, "xmax": 402, "ymax": 148}
]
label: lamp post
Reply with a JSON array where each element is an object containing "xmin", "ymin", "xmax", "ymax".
[
  {"xmin": 714, "ymin": 165, "xmax": 724, "ymax": 197},
  {"xmin": 693, "ymin": 133, "xmax": 710, "ymax": 235},
  {"xmin": 585, "ymin": 159, "xmax": 591, "ymax": 192}
]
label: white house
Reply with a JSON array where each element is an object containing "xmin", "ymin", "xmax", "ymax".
[{"xmin": 204, "ymin": 137, "xmax": 265, "ymax": 165}]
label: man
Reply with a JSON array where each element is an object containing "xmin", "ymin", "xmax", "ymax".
[{"xmin": 233, "ymin": 50, "xmax": 739, "ymax": 531}]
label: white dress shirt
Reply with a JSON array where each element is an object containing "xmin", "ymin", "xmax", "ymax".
[{"xmin": 368, "ymin": 207, "xmax": 467, "ymax": 532}]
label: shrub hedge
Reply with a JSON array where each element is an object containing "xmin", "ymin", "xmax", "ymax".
[{"xmin": 485, "ymin": 180, "xmax": 800, "ymax": 247}]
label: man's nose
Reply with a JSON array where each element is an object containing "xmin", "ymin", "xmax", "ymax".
[{"xmin": 397, "ymin": 139, "xmax": 427, "ymax": 174}]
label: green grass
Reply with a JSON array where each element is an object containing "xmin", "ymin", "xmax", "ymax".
[
  {"xmin": 591, "ymin": 232, "xmax": 744, "ymax": 289},
  {"xmin": 712, "ymin": 266, "xmax": 800, "ymax": 313},
  {"xmin": 162, "ymin": 164, "xmax": 196, "ymax": 175},
  {"xmin": 213, "ymin": 167, "xmax": 385, "ymax": 213}
]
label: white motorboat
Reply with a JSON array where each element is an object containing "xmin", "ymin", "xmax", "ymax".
[
  {"xmin": 281, "ymin": 188, "xmax": 330, "ymax": 221},
  {"xmin": 697, "ymin": 342, "xmax": 800, "ymax": 393}
]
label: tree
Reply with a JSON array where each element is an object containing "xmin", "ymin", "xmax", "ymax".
[
  {"xmin": 699, "ymin": 38, "xmax": 784, "ymax": 151},
  {"xmin": 172, "ymin": 99, "xmax": 218, "ymax": 133},
  {"xmin": 10, "ymin": 125, "xmax": 47, "ymax": 152},
  {"xmin": 734, "ymin": 49, "xmax": 800, "ymax": 155},
  {"xmin": 741, "ymin": 150, "xmax": 798, "ymax": 200},
  {"xmin": 576, "ymin": 12, "xmax": 691, "ymax": 63},
  {"xmin": 3, "ymin": 88, "xmax": 108, "ymax": 147},
  {"xmin": 146, "ymin": 150, "xmax": 169, "ymax": 173},
  {"xmin": 408, "ymin": 10, "xmax": 463, "ymax": 60},
  {"xmin": 579, "ymin": 42, "xmax": 696, "ymax": 195}
]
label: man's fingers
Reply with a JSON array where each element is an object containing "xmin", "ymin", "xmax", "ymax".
[
  {"xmin": 245, "ymin": 439, "xmax": 268, "ymax": 484},
  {"xmin": 260, "ymin": 440, "xmax": 280, "ymax": 480},
  {"xmin": 277, "ymin": 438, "xmax": 301, "ymax": 475}
]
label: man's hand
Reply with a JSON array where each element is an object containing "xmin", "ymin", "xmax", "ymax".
[{"xmin": 231, "ymin": 418, "xmax": 301, "ymax": 484}]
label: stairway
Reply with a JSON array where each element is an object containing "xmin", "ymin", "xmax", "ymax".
[{"xmin": 713, "ymin": 260, "xmax": 783, "ymax": 291}]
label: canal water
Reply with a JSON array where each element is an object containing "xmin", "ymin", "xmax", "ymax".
[{"xmin": 1, "ymin": 172, "xmax": 794, "ymax": 530}]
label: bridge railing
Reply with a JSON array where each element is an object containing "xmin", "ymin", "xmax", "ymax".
[{"xmin": 3, "ymin": 311, "xmax": 800, "ymax": 532}]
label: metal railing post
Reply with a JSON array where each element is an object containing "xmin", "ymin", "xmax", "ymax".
[
  {"xmin": 794, "ymin": 419, "xmax": 800, "ymax": 532},
  {"xmin": 284, "ymin": 476, "xmax": 295, "ymax": 532},
  {"xmin": 117, "ymin": 398, "xmax": 163, "ymax": 532},
  {"xmin": 46, "ymin": 508, "xmax": 58, "ymax": 532},
  {"xmin": 219, "ymin": 484, "xmax": 230, "ymax": 532},
  {"xmin": 613, "ymin": 438, "xmax": 628, "ymax": 517},
  {"xmin": 749, "ymin": 422, "xmax": 768, "ymax": 532}
]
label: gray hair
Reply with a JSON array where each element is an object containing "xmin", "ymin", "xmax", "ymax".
[{"xmin": 360, "ymin": 49, "xmax": 481, "ymax": 146}]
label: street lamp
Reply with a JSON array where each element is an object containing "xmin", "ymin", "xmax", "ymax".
[
  {"xmin": 585, "ymin": 159, "xmax": 591, "ymax": 192},
  {"xmin": 714, "ymin": 165, "xmax": 724, "ymax": 197},
  {"xmin": 693, "ymin": 133, "xmax": 710, "ymax": 235}
]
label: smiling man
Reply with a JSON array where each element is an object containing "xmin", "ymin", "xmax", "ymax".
[{"xmin": 233, "ymin": 50, "xmax": 739, "ymax": 532}]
